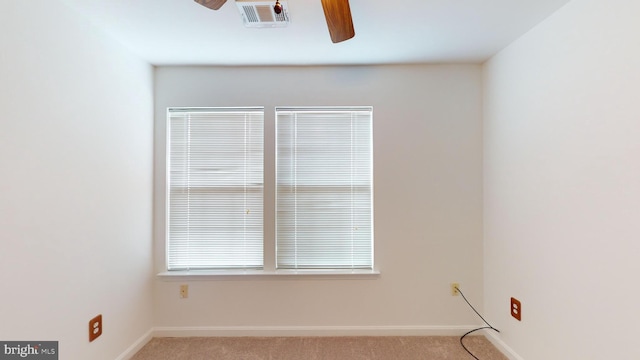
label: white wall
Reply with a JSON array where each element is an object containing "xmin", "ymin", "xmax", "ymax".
[
  {"xmin": 153, "ymin": 65, "xmax": 484, "ymax": 332},
  {"xmin": 0, "ymin": 1, "xmax": 154, "ymax": 359},
  {"xmin": 483, "ymin": 0, "xmax": 640, "ymax": 358}
]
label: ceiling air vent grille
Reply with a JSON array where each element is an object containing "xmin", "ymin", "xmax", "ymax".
[{"xmin": 236, "ymin": 0, "xmax": 290, "ymax": 28}]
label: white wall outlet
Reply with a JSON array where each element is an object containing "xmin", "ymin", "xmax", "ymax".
[{"xmin": 451, "ymin": 283, "xmax": 460, "ymax": 296}]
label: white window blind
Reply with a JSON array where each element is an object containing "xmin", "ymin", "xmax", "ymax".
[
  {"xmin": 167, "ymin": 108, "xmax": 264, "ymax": 270},
  {"xmin": 276, "ymin": 107, "xmax": 373, "ymax": 269}
]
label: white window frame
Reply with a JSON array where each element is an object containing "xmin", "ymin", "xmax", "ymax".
[
  {"xmin": 159, "ymin": 106, "xmax": 378, "ymax": 279},
  {"xmin": 165, "ymin": 107, "xmax": 264, "ymax": 271},
  {"xmin": 275, "ymin": 106, "xmax": 374, "ymax": 270}
]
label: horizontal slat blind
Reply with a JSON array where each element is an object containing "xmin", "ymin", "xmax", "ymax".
[
  {"xmin": 276, "ymin": 107, "xmax": 373, "ymax": 269},
  {"xmin": 167, "ymin": 108, "xmax": 264, "ymax": 270}
]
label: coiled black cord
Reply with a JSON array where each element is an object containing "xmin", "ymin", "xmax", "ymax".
[{"xmin": 455, "ymin": 286, "xmax": 500, "ymax": 360}]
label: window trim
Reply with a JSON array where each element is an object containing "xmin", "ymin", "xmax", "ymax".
[
  {"xmin": 275, "ymin": 106, "xmax": 374, "ymax": 270},
  {"xmin": 160, "ymin": 106, "xmax": 378, "ymax": 278},
  {"xmin": 156, "ymin": 268, "xmax": 380, "ymax": 280},
  {"xmin": 165, "ymin": 107, "xmax": 265, "ymax": 271}
]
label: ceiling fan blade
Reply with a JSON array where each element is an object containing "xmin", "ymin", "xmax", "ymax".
[
  {"xmin": 194, "ymin": 0, "xmax": 227, "ymax": 10},
  {"xmin": 321, "ymin": 0, "xmax": 355, "ymax": 43}
]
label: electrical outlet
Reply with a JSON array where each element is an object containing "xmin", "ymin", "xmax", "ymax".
[
  {"xmin": 88, "ymin": 314, "xmax": 102, "ymax": 342},
  {"xmin": 180, "ymin": 284, "xmax": 189, "ymax": 299},
  {"xmin": 451, "ymin": 283, "xmax": 460, "ymax": 296},
  {"xmin": 511, "ymin": 297, "xmax": 522, "ymax": 321}
]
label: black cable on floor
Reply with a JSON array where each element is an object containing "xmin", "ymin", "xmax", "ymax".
[{"xmin": 455, "ymin": 286, "xmax": 500, "ymax": 360}]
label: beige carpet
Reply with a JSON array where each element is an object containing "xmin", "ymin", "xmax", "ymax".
[{"xmin": 130, "ymin": 336, "xmax": 508, "ymax": 360}]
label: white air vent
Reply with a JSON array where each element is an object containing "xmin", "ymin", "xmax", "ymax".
[{"xmin": 235, "ymin": 0, "xmax": 290, "ymax": 28}]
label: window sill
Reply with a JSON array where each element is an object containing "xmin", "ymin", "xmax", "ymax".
[{"xmin": 156, "ymin": 269, "xmax": 380, "ymax": 281}]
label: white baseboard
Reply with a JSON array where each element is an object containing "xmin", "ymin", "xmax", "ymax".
[
  {"xmin": 116, "ymin": 325, "xmax": 510, "ymax": 359},
  {"xmin": 114, "ymin": 328, "xmax": 154, "ymax": 360},
  {"xmin": 485, "ymin": 331, "xmax": 525, "ymax": 360},
  {"xmin": 152, "ymin": 325, "xmax": 480, "ymax": 338}
]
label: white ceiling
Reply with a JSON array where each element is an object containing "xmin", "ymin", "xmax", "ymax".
[{"xmin": 60, "ymin": 0, "xmax": 571, "ymax": 66}]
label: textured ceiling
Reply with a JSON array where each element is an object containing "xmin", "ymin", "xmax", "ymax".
[{"xmin": 61, "ymin": 0, "xmax": 571, "ymax": 66}]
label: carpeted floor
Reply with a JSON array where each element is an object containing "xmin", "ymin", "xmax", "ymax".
[{"xmin": 130, "ymin": 336, "xmax": 508, "ymax": 360}]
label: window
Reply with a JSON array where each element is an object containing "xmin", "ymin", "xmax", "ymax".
[
  {"xmin": 276, "ymin": 107, "xmax": 374, "ymax": 269},
  {"xmin": 167, "ymin": 108, "xmax": 264, "ymax": 270},
  {"xmin": 165, "ymin": 106, "xmax": 373, "ymax": 272}
]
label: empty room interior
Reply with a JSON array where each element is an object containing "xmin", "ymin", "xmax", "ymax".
[{"xmin": 1, "ymin": 0, "xmax": 639, "ymax": 359}]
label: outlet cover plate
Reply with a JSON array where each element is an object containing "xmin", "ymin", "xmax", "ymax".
[
  {"xmin": 451, "ymin": 283, "xmax": 460, "ymax": 296},
  {"xmin": 511, "ymin": 297, "xmax": 522, "ymax": 321},
  {"xmin": 89, "ymin": 314, "xmax": 102, "ymax": 342}
]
